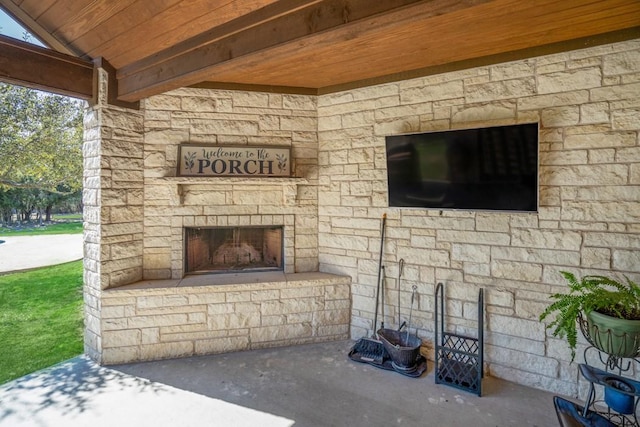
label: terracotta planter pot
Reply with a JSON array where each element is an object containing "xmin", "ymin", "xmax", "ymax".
[{"xmin": 586, "ymin": 310, "xmax": 640, "ymax": 358}]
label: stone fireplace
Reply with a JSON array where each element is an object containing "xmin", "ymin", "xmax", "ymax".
[
  {"xmin": 84, "ymin": 86, "xmax": 352, "ymax": 366},
  {"xmin": 184, "ymin": 226, "xmax": 284, "ymax": 274},
  {"xmin": 142, "ymin": 177, "xmax": 311, "ymax": 280}
]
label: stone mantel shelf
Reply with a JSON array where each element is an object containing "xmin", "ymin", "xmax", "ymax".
[{"xmin": 149, "ymin": 176, "xmax": 309, "ymax": 206}]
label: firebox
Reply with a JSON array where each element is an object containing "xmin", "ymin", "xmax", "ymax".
[{"xmin": 184, "ymin": 226, "xmax": 283, "ymax": 274}]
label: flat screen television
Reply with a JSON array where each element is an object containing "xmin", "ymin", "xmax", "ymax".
[{"xmin": 385, "ymin": 123, "xmax": 539, "ymax": 212}]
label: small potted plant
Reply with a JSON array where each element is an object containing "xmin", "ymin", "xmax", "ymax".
[{"xmin": 539, "ymin": 271, "xmax": 640, "ymax": 361}]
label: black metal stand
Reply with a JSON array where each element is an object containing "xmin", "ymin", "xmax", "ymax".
[
  {"xmin": 434, "ymin": 282, "xmax": 484, "ymax": 396},
  {"xmin": 579, "ymin": 362, "xmax": 640, "ymax": 426},
  {"xmin": 577, "ymin": 312, "xmax": 640, "ymax": 426}
]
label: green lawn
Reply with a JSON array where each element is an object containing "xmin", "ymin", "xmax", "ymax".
[
  {"xmin": 52, "ymin": 213, "xmax": 83, "ymax": 221},
  {"xmin": 0, "ymin": 221, "xmax": 82, "ymax": 236},
  {"xmin": 0, "ymin": 260, "xmax": 84, "ymax": 384}
]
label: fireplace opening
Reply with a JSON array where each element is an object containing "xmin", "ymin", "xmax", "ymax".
[{"xmin": 185, "ymin": 226, "xmax": 283, "ymax": 274}]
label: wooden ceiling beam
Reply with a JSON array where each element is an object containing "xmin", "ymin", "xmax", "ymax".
[
  {"xmin": 117, "ymin": 0, "xmax": 324, "ymax": 78},
  {"xmin": 117, "ymin": 0, "xmax": 485, "ymax": 102},
  {"xmin": 95, "ymin": 0, "xmax": 279, "ymax": 69},
  {"xmin": 0, "ymin": 34, "xmax": 93, "ymax": 99}
]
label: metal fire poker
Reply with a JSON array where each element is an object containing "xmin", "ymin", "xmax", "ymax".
[{"xmin": 406, "ymin": 285, "xmax": 417, "ymax": 343}]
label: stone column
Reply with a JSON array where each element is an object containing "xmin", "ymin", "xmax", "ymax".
[{"xmin": 83, "ymin": 68, "xmax": 144, "ymax": 362}]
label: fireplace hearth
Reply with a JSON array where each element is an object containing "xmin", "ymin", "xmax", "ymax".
[{"xmin": 184, "ymin": 226, "xmax": 283, "ymax": 274}]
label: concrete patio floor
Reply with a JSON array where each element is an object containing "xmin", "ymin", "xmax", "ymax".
[{"xmin": 0, "ymin": 340, "xmax": 561, "ymax": 427}]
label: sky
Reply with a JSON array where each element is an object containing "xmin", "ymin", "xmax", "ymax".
[{"xmin": 0, "ymin": 8, "xmax": 45, "ymax": 47}]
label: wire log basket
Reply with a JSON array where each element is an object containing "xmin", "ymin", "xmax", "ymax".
[{"xmin": 435, "ymin": 282, "xmax": 484, "ymax": 396}]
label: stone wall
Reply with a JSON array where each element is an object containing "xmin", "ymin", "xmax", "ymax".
[
  {"xmin": 84, "ymin": 83, "xmax": 348, "ymax": 364},
  {"xmin": 141, "ymin": 88, "xmax": 319, "ymax": 279},
  {"xmin": 316, "ymin": 39, "xmax": 640, "ymax": 396},
  {"xmin": 83, "ymin": 68, "xmax": 145, "ymax": 360},
  {"xmin": 99, "ymin": 273, "xmax": 351, "ymax": 364}
]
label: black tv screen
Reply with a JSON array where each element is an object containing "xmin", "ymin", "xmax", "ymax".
[{"xmin": 385, "ymin": 123, "xmax": 539, "ymax": 212}]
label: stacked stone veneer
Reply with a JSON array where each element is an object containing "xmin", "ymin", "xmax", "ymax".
[
  {"xmin": 84, "ymin": 85, "xmax": 355, "ymax": 364},
  {"xmin": 317, "ymin": 39, "xmax": 640, "ymax": 396},
  {"xmin": 100, "ymin": 273, "xmax": 351, "ymax": 364},
  {"xmin": 142, "ymin": 88, "xmax": 320, "ymax": 278},
  {"xmin": 83, "ymin": 69, "xmax": 145, "ymax": 360},
  {"xmin": 85, "ymin": 39, "xmax": 639, "ymax": 395}
]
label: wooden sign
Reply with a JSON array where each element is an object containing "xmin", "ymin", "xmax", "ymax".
[{"xmin": 178, "ymin": 144, "xmax": 291, "ymax": 177}]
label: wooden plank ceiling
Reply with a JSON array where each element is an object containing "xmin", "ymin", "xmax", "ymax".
[{"xmin": 0, "ymin": 0, "xmax": 638, "ymax": 103}]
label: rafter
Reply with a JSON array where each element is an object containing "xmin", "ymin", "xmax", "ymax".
[
  {"xmin": 116, "ymin": 0, "xmax": 474, "ymax": 102},
  {"xmin": 4, "ymin": 0, "xmax": 636, "ymax": 103},
  {"xmin": 0, "ymin": 34, "xmax": 92, "ymax": 99}
]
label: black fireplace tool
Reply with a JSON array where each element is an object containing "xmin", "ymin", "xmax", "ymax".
[
  {"xmin": 350, "ymin": 254, "xmax": 427, "ymax": 378},
  {"xmin": 349, "ymin": 213, "xmax": 388, "ymax": 363}
]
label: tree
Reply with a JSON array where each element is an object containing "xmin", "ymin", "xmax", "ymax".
[
  {"xmin": 0, "ymin": 187, "xmax": 20, "ymax": 224},
  {"xmin": 37, "ymin": 184, "xmax": 82, "ymax": 222},
  {"xmin": 0, "ymin": 83, "xmax": 84, "ymax": 193}
]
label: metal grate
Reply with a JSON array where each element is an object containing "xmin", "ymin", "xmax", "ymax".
[
  {"xmin": 436, "ymin": 334, "xmax": 482, "ymax": 393},
  {"xmin": 184, "ymin": 226, "xmax": 283, "ymax": 274},
  {"xmin": 435, "ymin": 282, "xmax": 484, "ymax": 396}
]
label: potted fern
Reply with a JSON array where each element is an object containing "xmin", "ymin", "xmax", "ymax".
[{"xmin": 539, "ymin": 271, "xmax": 640, "ymax": 361}]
